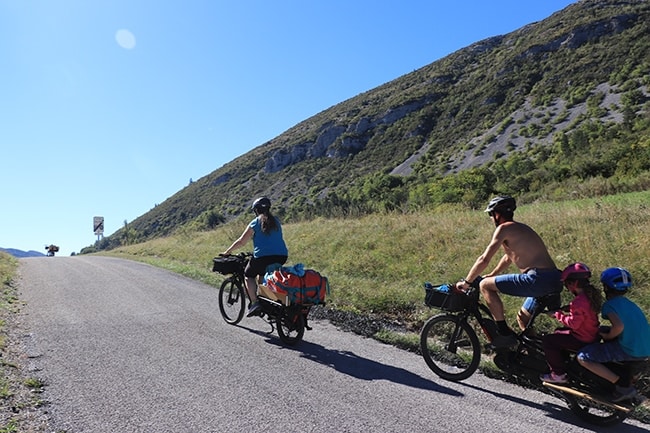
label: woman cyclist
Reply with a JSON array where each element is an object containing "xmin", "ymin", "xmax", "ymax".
[{"xmin": 223, "ymin": 197, "xmax": 288, "ymax": 316}]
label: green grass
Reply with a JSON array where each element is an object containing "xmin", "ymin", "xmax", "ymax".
[
  {"xmin": 0, "ymin": 253, "xmax": 51, "ymax": 430},
  {"xmin": 107, "ymin": 191, "xmax": 650, "ymax": 331},
  {"xmin": 0, "ymin": 253, "xmax": 19, "ymax": 430},
  {"xmin": 0, "ymin": 420, "xmax": 17, "ymax": 433}
]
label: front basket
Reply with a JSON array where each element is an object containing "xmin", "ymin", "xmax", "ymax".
[
  {"xmin": 424, "ymin": 286, "xmax": 469, "ymax": 312},
  {"xmin": 212, "ymin": 256, "xmax": 243, "ymax": 275}
]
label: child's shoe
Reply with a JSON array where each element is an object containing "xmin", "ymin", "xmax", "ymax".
[{"xmin": 540, "ymin": 372, "xmax": 568, "ymax": 384}]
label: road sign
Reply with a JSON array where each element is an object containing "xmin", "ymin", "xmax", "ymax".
[{"xmin": 94, "ymin": 216, "xmax": 104, "ymax": 236}]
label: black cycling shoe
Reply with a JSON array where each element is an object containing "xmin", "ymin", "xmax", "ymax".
[
  {"xmin": 246, "ymin": 302, "xmax": 262, "ymax": 317},
  {"xmin": 489, "ymin": 334, "xmax": 518, "ymax": 349},
  {"xmin": 611, "ymin": 386, "xmax": 638, "ymax": 403}
]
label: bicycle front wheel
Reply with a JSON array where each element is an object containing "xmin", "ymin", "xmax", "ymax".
[
  {"xmin": 218, "ymin": 278, "xmax": 246, "ymax": 325},
  {"xmin": 420, "ymin": 314, "xmax": 481, "ymax": 381}
]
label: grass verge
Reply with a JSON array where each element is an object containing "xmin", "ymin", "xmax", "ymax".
[{"xmin": 0, "ymin": 252, "xmax": 48, "ymax": 432}]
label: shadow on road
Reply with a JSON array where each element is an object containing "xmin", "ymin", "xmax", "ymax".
[
  {"xmin": 277, "ymin": 337, "xmax": 461, "ymax": 396},
  {"xmin": 459, "ymin": 381, "xmax": 649, "ymax": 431},
  {"xmin": 237, "ymin": 322, "xmax": 460, "ymax": 395},
  {"xmin": 236, "ymin": 322, "xmax": 648, "ymax": 429}
]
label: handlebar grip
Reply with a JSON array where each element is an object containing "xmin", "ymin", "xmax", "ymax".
[{"xmin": 469, "ymin": 276, "xmax": 483, "ymax": 289}]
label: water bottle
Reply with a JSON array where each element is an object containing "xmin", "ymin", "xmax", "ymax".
[{"xmin": 437, "ymin": 284, "xmax": 450, "ymax": 293}]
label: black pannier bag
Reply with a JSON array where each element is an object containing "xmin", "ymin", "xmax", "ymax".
[
  {"xmin": 212, "ymin": 256, "xmax": 243, "ymax": 275},
  {"xmin": 424, "ymin": 284, "xmax": 469, "ymax": 312}
]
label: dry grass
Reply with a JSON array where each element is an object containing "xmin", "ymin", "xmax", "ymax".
[{"xmin": 107, "ymin": 191, "xmax": 650, "ymax": 328}]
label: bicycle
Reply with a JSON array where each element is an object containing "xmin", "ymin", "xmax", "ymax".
[
  {"xmin": 419, "ymin": 279, "xmax": 648, "ymax": 426},
  {"xmin": 212, "ymin": 252, "xmax": 311, "ymax": 345}
]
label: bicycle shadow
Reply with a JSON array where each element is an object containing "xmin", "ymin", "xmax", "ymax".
[
  {"xmin": 459, "ymin": 381, "xmax": 649, "ymax": 431},
  {"xmin": 237, "ymin": 321, "xmax": 459, "ymax": 394},
  {"xmin": 237, "ymin": 323, "xmax": 648, "ymax": 429},
  {"xmin": 268, "ymin": 335, "xmax": 461, "ymax": 396}
]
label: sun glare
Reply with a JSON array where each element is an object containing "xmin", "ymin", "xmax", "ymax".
[{"xmin": 115, "ymin": 29, "xmax": 136, "ymax": 50}]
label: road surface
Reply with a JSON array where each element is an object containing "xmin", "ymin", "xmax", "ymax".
[{"xmin": 15, "ymin": 256, "xmax": 648, "ymax": 432}]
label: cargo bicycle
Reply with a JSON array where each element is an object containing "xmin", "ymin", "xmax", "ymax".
[
  {"xmin": 419, "ymin": 279, "xmax": 648, "ymax": 426},
  {"xmin": 212, "ymin": 252, "xmax": 322, "ymax": 345}
]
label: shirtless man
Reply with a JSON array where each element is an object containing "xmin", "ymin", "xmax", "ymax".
[{"xmin": 457, "ymin": 196, "xmax": 562, "ymax": 347}]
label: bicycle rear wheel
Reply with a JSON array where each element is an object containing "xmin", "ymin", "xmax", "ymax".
[
  {"xmin": 420, "ymin": 314, "xmax": 481, "ymax": 381},
  {"xmin": 276, "ymin": 308, "xmax": 305, "ymax": 346},
  {"xmin": 218, "ymin": 278, "xmax": 246, "ymax": 325},
  {"xmin": 565, "ymin": 394, "xmax": 629, "ymax": 426}
]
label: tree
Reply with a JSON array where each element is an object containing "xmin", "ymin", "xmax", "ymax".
[{"xmin": 427, "ymin": 168, "xmax": 496, "ymax": 209}]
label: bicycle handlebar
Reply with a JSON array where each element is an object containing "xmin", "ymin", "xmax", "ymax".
[{"xmin": 219, "ymin": 252, "xmax": 253, "ymax": 259}]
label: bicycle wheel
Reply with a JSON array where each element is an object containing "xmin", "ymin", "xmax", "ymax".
[
  {"xmin": 218, "ymin": 278, "xmax": 246, "ymax": 325},
  {"xmin": 564, "ymin": 394, "xmax": 629, "ymax": 426},
  {"xmin": 420, "ymin": 314, "xmax": 481, "ymax": 381},
  {"xmin": 276, "ymin": 309, "xmax": 305, "ymax": 346}
]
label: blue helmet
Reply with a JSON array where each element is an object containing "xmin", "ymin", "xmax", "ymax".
[{"xmin": 600, "ymin": 267, "xmax": 632, "ymax": 291}]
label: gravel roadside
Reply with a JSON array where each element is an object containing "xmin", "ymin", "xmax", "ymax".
[{"xmin": 0, "ymin": 288, "xmax": 51, "ymax": 432}]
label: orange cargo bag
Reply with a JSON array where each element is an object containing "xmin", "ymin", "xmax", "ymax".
[{"xmin": 265, "ymin": 267, "xmax": 329, "ymax": 305}]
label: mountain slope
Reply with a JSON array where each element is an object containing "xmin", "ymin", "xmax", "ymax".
[
  {"xmin": 96, "ymin": 0, "xmax": 650, "ymax": 250},
  {"xmin": 0, "ymin": 248, "xmax": 46, "ymax": 258}
]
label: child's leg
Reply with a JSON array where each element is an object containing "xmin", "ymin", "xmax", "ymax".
[
  {"xmin": 543, "ymin": 331, "xmax": 583, "ymax": 375},
  {"xmin": 577, "ymin": 341, "xmax": 622, "ymax": 383}
]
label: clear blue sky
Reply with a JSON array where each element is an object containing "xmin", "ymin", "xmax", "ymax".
[{"xmin": 1, "ymin": 0, "xmax": 576, "ymax": 256}]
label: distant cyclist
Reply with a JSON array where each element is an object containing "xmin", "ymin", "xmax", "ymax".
[
  {"xmin": 222, "ymin": 197, "xmax": 288, "ymax": 317},
  {"xmin": 456, "ymin": 196, "xmax": 562, "ymax": 347}
]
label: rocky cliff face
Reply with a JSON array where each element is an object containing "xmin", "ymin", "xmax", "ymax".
[
  {"xmin": 264, "ymin": 98, "xmax": 431, "ymax": 173},
  {"xmin": 264, "ymin": 9, "xmax": 643, "ymax": 176}
]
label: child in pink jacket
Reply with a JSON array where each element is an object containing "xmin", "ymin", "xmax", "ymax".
[{"xmin": 541, "ymin": 263, "xmax": 602, "ymax": 384}]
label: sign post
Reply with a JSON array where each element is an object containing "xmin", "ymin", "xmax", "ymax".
[{"xmin": 93, "ymin": 216, "xmax": 104, "ymax": 241}]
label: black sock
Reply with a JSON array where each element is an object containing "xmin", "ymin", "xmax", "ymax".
[
  {"xmin": 615, "ymin": 376, "xmax": 630, "ymax": 387},
  {"xmin": 497, "ymin": 320, "xmax": 512, "ymax": 335}
]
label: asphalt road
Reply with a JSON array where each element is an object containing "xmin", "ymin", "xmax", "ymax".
[{"xmin": 15, "ymin": 256, "xmax": 649, "ymax": 433}]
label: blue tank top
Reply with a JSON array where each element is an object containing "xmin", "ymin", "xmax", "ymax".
[
  {"xmin": 249, "ymin": 216, "xmax": 288, "ymax": 258},
  {"xmin": 602, "ymin": 296, "xmax": 650, "ymax": 357}
]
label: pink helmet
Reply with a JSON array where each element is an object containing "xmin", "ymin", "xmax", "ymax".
[{"xmin": 561, "ymin": 262, "xmax": 592, "ymax": 282}]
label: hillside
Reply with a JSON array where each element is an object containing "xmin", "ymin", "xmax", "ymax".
[
  {"xmin": 0, "ymin": 248, "xmax": 45, "ymax": 258},
  {"xmin": 92, "ymin": 0, "xmax": 650, "ymax": 252}
]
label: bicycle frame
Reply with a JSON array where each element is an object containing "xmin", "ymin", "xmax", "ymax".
[
  {"xmin": 420, "ymin": 286, "xmax": 559, "ymax": 379},
  {"xmin": 466, "ymin": 288, "xmax": 558, "ymax": 345}
]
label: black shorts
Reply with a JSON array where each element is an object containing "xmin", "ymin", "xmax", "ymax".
[{"xmin": 244, "ymin": 255, "xmax": 288, "ymax": 278}]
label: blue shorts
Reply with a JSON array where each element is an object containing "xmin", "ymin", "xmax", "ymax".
[
  {"xmin": 578, "ymin": 340, "xmax": 643, "ymax": 363},
  {"xmin": 495, "ymin": 268, "xmax": 562, "ymax": 313}
]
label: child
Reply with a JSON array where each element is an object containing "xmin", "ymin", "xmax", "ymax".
[
  {"xmin": 578, "ymin": 267, "xmax": 650, "ymax": 402},
  {"xmin": 540, "ymin": 263, "xmax": 601, "ymax": 384}
]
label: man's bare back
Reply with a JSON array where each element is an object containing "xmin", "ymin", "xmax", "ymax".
[{"xmin": 497, "ymin": 221, "xmax": 556, "ymax": 272}]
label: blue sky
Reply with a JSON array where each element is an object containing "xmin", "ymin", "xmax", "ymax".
[{"xmin": 1, "ymin": 0, "xmax": 576, "ymax": 256}]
